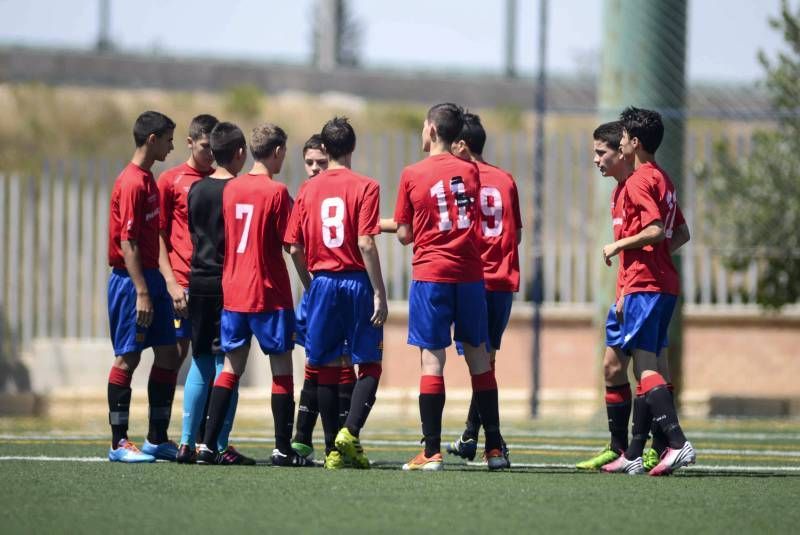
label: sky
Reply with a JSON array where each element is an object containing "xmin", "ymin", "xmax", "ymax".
[{"xmin": 0, "ymin": 0, "xmax": 795, "ymax": 83}]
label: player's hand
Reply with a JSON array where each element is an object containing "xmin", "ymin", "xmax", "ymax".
[
  {"xmin": 615, "ymin": 295, "xmax": 624, "ymax": 323},
  {"xmin": 136, "ymin": 291, "xmax": 154, "ymax": 328},
  {"xmin": 371, "ymin": 294, "xmax": 388, "ymax": 327},
  {"xmin": 168, "ymin": 281, "xmax": 188, "ymax": 318},
  {"xmin": 602, "ymin": 242, "xmax": 620, "ymax": 266}
]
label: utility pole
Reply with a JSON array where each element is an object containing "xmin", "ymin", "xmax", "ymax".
[
  {"xmin": 597, "ymin": 0, "xmax": 688, "ymax": 391},
  {"xmin": 96, "ymin": 0, "xmax": 112, "ymax": 53},
  {"xmin": 317, "ymin": 0, "xmax": 339, "ymax": 71},
  {"xmin": 505, "ymin": 0, "xmax": 517, "ymax": 78}
]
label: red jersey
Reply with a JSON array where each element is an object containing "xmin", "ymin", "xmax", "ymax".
[
  {"xmin": 394, "ymin": 153, "xmax": 483, "ymax": 283},
  {"xmin": 221, "ymin": 173, "xmax": 293, "ymax": 313},
  {"xmin": 284, "ymin": 168, "xmax": 380, "ymax": 273},
  {"xmin": 108, "ymin": 163, "xmax": 160, "ymax": 270},
  {"xmin": 620, "ymin": 162, "xmax": 686, "ymax": 296},
  {"xmin": 157, "ymin": 162, "xmax": 210, "ymax": 287},
  {"xmin": 611, "ymin": 183, "xmax": 626, "ymax": 299},
  {"xmin": 475, "ymin": 161, "xmax": 522, "ymax": 292}
]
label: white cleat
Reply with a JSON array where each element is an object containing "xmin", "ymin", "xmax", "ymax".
[
  {"xmin": 601, "ymin": 454, "xmax": 645, "ymax": 475},
  {"xmin": 649, "ymin": 441, "xmax": 696, "ymax": 476}
]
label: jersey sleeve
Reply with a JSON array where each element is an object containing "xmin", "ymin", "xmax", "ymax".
[
  {"xmin": 393, "ymin": 170, "xmax": 413, "ymax": 225},
  {"xmin": 358, "ymin": 181, "xmax": 381, "ymax": 236},
  {"xmin": 274, "ymin": 185, "xmax": 292, "ymax": 244},
  {"xmin": 626, "ymin": 176, "xmax": 662, "ymax": 229},
  {"xmin": 118, "ymin": 179, "xmax": 143, "ymax": 242},
  {"xmin": 284, "ymin": 191, "xmax": 303, "ymax": 245},
  {"xmin": 157, "ymin": 173, "xmax": 173, "ymax": 234},
  {"xmin": 510, "ymin": 179, "xmax": 523, "ymax": 229},
  {"xmin": 674, "ymin": 203, "xmax": 686, "ymax": 228}
]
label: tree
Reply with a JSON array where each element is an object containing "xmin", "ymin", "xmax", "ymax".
[{"xmin": 701, "ymin": 0, "xmax": 800, "ymax": 308}]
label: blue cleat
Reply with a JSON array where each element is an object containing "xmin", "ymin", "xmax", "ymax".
[
  {"xmin": 446, "ymin": 436, "xmax": 478, "ymax": 461},
  {"xmin": 108, "ymin": 439, "xmax": 156, "ymax": 463},
  {"xmin": 141, "ymin": 439, "xmax": 179, "ymax": 461}
]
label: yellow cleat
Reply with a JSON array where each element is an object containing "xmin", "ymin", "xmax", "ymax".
[
  {"xmin": 324, "ymin": 449, "xmax": 345, "ymax": 470},
  {"xmin": 334, "ymin": 427, "xmax": 371, "ymax": 469}
]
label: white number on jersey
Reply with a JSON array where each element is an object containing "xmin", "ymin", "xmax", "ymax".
[
  {"xmin": 429, "ymin": 177, "xmax": 471, "ymax": 232},
  {"xmin": 321, "ymin": 197, "xmax": 345, "ymax": 248},
  {"xmin": 235, "ymin": 203, "xmax": 254, "ymax": 253},
  {"xmin": 664, "ymin": 190, "xmax": 677, "ymax": 239},
  {"xmin": 480, "ymin": 186, "xmax": 503, "ymax": 237}
]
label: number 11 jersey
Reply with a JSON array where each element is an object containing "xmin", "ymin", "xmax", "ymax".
[
  {"xmin": 222, "ymin": 173, "xmax": 294, "ymax": 313},
  {"xmin": 394, "ymin": 153, "xmax": 483, "ymax": 283},
  {"xmin": 284, "ymin": 168, "xmax": 381, "ymax": 272}
]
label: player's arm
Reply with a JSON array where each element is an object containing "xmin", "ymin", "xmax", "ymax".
[
  {"xmin": 379, "ymin": 218, "xmax": 398, "ymax": 233},
  {"xmin": 158, "ymin": 232, "xmax": 188, "ymax": 318},
  {"xmin": 669, "ymin": 223, "xmax": 690, "ymax": 254},
  {"xmin": 358, "ymin": 234, "xmax": 388, "ymax": 326},
  {"xmin": 286, "ymin": 243, "xmax": 312, "ymax": 291},
  {"xmin": 396, "ymin": 223, "xmax": 413, "ymax": 245},
  {"xmin": 603, "ymin": 221, "xmax": 664, "ymax": 265},
  {"xmin": 122, "ymin": 239, "xmax": 153, "ymax": 328}
]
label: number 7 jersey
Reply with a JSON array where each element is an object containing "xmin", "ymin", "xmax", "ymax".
[
  {"xmin": 284, "ymin": 168, "xmax": 381, "ymax": 272},
  {"xmin": 222, "ymin": 173, "xmax": 294, "ymax": 312}
]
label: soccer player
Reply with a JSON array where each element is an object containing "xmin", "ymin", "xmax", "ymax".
[
  {"xmin": 394, "ymin": 103, "xmax": 507, "ymax": 471},
  {"xmin": 106, "ymin": 110, "xmax": 180, "ymax": 462},
  {"xmin": 291, "ymin": 134, "xmax": 332, "ymax": 462},
  {"xmin": 197, "ymin": 123, "xmax": 307, "ymax": 466},
  {"xmin": 285, "ymin": 117, "xmax": 387, "ymax": 470},
  {"xmin": 180, "ymin": 122, "xmax": 253, "ymax": 465},
  {"xmin": 444, "ymin": 113, "xmax": 522, "ymax": 465},
  {"xmin": 600, "ymin": 107, "xmax": 695, "ymax": 476}
]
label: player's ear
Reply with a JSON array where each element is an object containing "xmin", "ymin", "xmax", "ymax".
[
  {"xmin": 320, "ymin": 143, "xmax": 328, "ymax": 155},
  {"xmin": 429, "ymin": 123, "xmax": 438, "ymax": 142},
  {"xmin": 274, "ymin": 144, "xmax": 284, "ymax": 159},
  {"xmin": 186, "ymin": 136, "xmax": 193, "ymax": 149},
  {"xmin": 146, "ymin": 133, "xmax": 158, "ymax": 146}
]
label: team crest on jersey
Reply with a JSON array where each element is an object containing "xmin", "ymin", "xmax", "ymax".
[{"xmin": 174, "ymin": 319, "xmax": 181, "ymax": 329}]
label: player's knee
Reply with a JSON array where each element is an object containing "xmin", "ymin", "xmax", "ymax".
[
  {"xmin": 358, "ymin": 362, "xmax": 382, "ymax": 380},
  {"xmin": 153, "ymin": 344, "xmax": 181, "ymax": 370},
  {"xmin": 114, "ymin": 353, "xmax": 140, "ymax": 372}
]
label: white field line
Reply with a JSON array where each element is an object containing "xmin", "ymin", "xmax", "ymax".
[{"xmin": 0, "ymin": 456, "xmax": 106, "ymax": 462}]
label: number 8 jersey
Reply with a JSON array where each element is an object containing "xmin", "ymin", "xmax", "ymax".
[
  {"xmin": 284, "ymin": 168, "xmax": 381, "ymax": 272},
  {"xmin": 222, "ymin": 173, "xmax": 294, "ymax": 312},
  {"xmin": 394, "ymin": 153, "xmax": 483, "ymax": 283}
]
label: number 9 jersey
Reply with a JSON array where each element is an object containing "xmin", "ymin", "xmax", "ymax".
[
  {"xmin": 284, "ymin": 168, "xmax": 381, "ymax": 272},
  {"xmin": 221, "ymin": 173, "xmax": 294, "ymax": 312}
]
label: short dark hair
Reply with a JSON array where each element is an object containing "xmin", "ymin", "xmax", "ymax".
[
  {"xmin": 133, "ymin": 111, "xmax": 175, "ymax": 147},
  {"xmin": 619, "ymin": 107, "xmax": 664, "ymax": 154},
  {"xmin": 303, "ymin": 134, "xmax": 324, "ymax": 155},
  {"xmin": 454, "ymin": 112, "xmax": 486, "ymax": 155},
  {"xmin": 593, "ymin": 121, "xmax": 623, "ymax": 150},
  {"xmin": 427, "ymin": 102, "xmax": 464, "ymax": 145},
  {"xmin": 210, "ymin": 122, "xmax": 246, "ymax": 166},
  {"xmin": 188, "ymin": 114, "xmax": 219, "ymax": 141},
  {"xmin": 250, "ymin": 123, "xmax": 287, "ymax": 161},
  {"xmin": 320, "ymin": 117, "xmax": 356, "ymax": 160}
]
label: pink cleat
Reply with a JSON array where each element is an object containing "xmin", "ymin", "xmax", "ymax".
[
  {"xmin": 601, "ymin": 454, "xmax": 645, "ymax": 475},
  {"xmin": 649, "ymin": 441, "xmax": 696, "ymax": 476}
]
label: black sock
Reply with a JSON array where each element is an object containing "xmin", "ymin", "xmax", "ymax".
[
  {"xmin": 338, "ymin": 367, "xmax": 356, "ymax": 429},
  {"xmin": 317, "ymin": 367, "xmax": 340, "ymax": 454},
  {"xmin": 625, "ymin": 395, "xmax": 651, "ymax": 459},
  {"xmin": 606, "ymin": 383, "xmax": 632, "ymax": 453},
  {"xmin": 293, "ymin": 377, "xmax": 319, "ymax": 446},
  {"xmin": 646, "ymin": 385, "xmax": 686, "ymax": 449},
  {"xmin": 650, "ymin": 387, "xmax": 674, "ymax": 454},
  {"xmin": 147, "ymin": 366, "xmax": 177, "ymax": 444},
  {"xmin": 272, "ymin": 375, "xmax": 294, "ymax": 454},
  {"xmin": 419, "ymin": 393, "xmax": 445, "ymax": 457},
  {"xmin": 463, "ymin": 392, "xmax": 481, "ymax": 441},
  {"xmin": 202, "ymin": 372, "xmax": 238, "ymax": 451},
  {"xmin": 472, "ymin": 371, "xmax": 502, "ymax": 452},
  {"xmin": 107, "ymin": 367, "xmax": 132, "ymax": 447},
  {"xmin": 196, "ymin": 382, "xmax": 213, "ymax": 444},
  {"xmin": 345, "ymin": 365, "xmax": 381, "ymax": 436}
]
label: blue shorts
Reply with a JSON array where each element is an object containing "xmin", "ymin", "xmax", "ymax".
[
  {"xmin": 107, "ymin": 268, "xmax": 176, "ymax": 356},
  {"xmin": 305, "ymin": 271, "xmax": 383, "ymax": 366},
  {"xmin": 221, "ymin": 309, "xmax": 295, "ymax": 355},
  {"xmin": 173, "ymin": 288, "xmax": 192, "ymax": 339},
  {"xmin": 456, "ymin": 290, "xmax": 513, "ymax": 355},
  {"xmin": 294, "ymin": 292, "xmax": 309, "ymax": 348},
  {"xmin": 605, "ymin": 292, "xmax": 676, "ymax": 356},
  {"xmin": 408, "ymin": 280, "xmax": 488, "ymax": 350}
]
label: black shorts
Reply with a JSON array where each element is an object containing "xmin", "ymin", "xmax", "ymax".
[{"xmin": 188, "ymin": 287, "xmax": 223, "ymax": 356}]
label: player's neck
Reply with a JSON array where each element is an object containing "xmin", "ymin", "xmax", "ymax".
[
  {"xmin": 327, "ymin": 155, "xmax": 351, "ymax": 170},
  {"xmin": 249, "ymin": 161, "xmax": 275, "ymax": 178},
  {"xmin": 186, "ymin": 156, "xmax": 212, "ymax": 175},
  {"xmin": 634, "ymin": 151, "xmax": 656, "ymax": 169},
  {"xmin": 209, "ymin": 167, "xmax": 236, "ymax": 180},
  {"xmin": 428, "ymin": 142, "xmax": 451, "ymax": 156},
  {"xmin": 473, "ymin": 154, "xmax": 486, "ymax": 164},
  {"xmin": 131, "ymin": 147, "xmax": 154, "ymax": 171}
]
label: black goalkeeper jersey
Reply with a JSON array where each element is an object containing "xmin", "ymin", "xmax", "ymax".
[{"xmin": 187, "ymin": 176, "xmax": 232, "ymax": 293}]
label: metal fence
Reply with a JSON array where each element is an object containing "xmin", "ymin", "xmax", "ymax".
[{"xmin": 0, "ymin": 129, "xmax": 784, "ymax": 353}]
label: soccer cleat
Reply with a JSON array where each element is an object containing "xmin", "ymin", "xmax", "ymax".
[
  {"xmin": 485, "ymin": 448, "xmax": 510, "ymax": 470},
  {"xmin": 402, "ymin": 450, "xmax": 444, "ymax": 471},
  {"xmin": 175, "ymin": 443, "xmax": 197, "ymax": 464},
  {"xmin": 642, "ymin": 447, "xmax": 660, "ymax": 472},
  {"xmin": 324, "ymin": 449, "xmax": 346, "ymax": 470},
  {"xmin": 108, "ymin": 439, "xmax": 156, "ymax": 463},
  {"xmin": 291, "ymin": 441, "xmax": 314, "ymax": 461},
  {"xmin": 334, "ymin": 428, "xmax": 371, "ymax": 469},
  {"xmin": 648, "ymin": 441, "xmax": 696, "ymax": 477},
  {"xmin": 601, "ymin": 454, "xmax": 645, "ymax": 475},
  {"xmin": 272, "ymin": 448, "xmax": 315, "ymax": 467},
  {"xmin": 446, "ymin": 436, "xmax": 478, "ymax": 461},
  {"xmin": 218, "ymin": 445, "xmax": 256, "ymax": 466},
  {"xmin": 576, "ymin": 444, "xmax": 621, "ymax": 471},
  {"xmin": 196, "ymin": 444, "xmax": 218, "ymax": 465},
  {"xmin": 141, "ymin": 439, "xmax": 179, "ymax": 461}
]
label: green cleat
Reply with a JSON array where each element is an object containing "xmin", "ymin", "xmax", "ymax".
[
  {"xmin": 291, "ymin": 441, "xmax": 314, "ymax": 461},
  {"xmin": 643, "ymin": 448, "xmax": 659, "ymax": 472},
  {"xmin": 576, "ymin": 444, "xmax": 620, "ymax": 470},
  {"xmin": 324, "ymin": 449, "xmax": 345, "ymax": 470},
  {"xmin": 334, "ymin": 428, "xmax": 370, "ymax": 469}
]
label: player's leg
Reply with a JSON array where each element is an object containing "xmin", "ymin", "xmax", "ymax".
[
  {"xmin": 644, "ymin": 348, "xmax": 672, "ymax": 470},
  {"xmin": 292, "ymin": 292, "xmax": 320, "ymax": 459},
  {"xmin": 338, "ymin": 361, "xmax": 356, "ymax": 430},
  {"xmin": 268, "ymin": 349, "xmax": 297, "ymax": 465}
]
